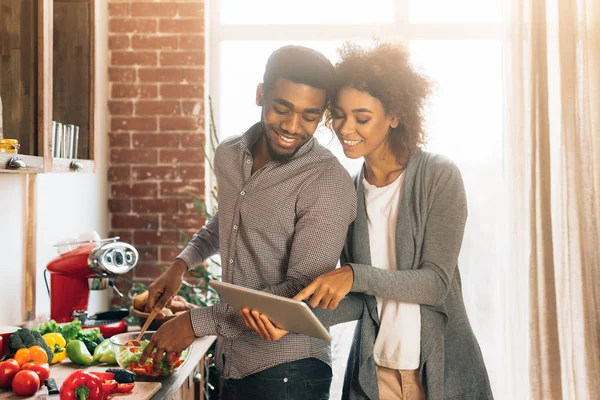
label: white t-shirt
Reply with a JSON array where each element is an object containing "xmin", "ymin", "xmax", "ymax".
[{"xmin": 363, "ymin": 172, "xmax": 421, "ymax": 370}]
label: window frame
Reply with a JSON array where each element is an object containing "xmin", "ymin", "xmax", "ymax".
[{"xmin": 207, "ymin": 0, "xmax": 505, "ymax": 138}]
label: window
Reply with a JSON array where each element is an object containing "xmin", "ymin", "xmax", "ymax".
[
  {"xmin": 409, "ymin": 0, "xmax": 502, "ymax": 23},
  {"xmin": 221, "ymin": 0, "xmax": 395, "ymax": 25},
  {"xmin": 209, "ymin": 1, "xmax": 508, "ymax": 398}
]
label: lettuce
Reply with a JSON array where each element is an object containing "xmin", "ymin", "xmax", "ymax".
[{"xmin": 34, "ymin": 319, "xmax": 104, "ymax": 353}]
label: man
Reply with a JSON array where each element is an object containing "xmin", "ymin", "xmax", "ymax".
[{"xmin": 139, "ymin": 46, "xmax": 357, "ymax": 399}]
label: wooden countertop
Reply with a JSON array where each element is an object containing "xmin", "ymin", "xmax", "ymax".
[{"xmin": 0, "ymin": 336, "xmax": 216, "ymax": 400}]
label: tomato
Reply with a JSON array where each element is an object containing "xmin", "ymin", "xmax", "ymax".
[
  {"xmin": 0, "ymin": 359, "xmax": 20, "ymax": 388},
  {"xmin": 14, "ymin": 346, "xmax": 49, "ymax": 366},
  {"xmin": 12, "ymin": 370, "xmax": 40, "ymax": 396},
  {"xmin": 116, "ymin": 383, "xmax": 135, "ymax": 393},
  {"xmin": 21, "ymin": 362, "xmax": 50, "ymax": 383}
]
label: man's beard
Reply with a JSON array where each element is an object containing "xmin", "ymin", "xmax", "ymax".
[
  {"xmin": 263, "ymin": 127, "xmax": 308, "ymax": 163},
  {"xmin": 265, "ymin": 132, "xmax": 295, "ymax": 163}
]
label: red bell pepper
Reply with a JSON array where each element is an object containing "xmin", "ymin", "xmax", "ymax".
[
  {"xmin": 60, "ymin": 370, "xmax": 104, "ymax": 400},
  {"xmin": 101, "ymin": 380, "xmax": 118, "ymax": 395},
  {"xmin": 88, "ymin": 372, "xmax": 119, "ymax": 399},
  {"xmin": 116, "ymin": 383, "xmax": 135, "ymax": 393},
  {"xmin": 89, "ymin": 372, "xmax": 115, "ymax": 382}
]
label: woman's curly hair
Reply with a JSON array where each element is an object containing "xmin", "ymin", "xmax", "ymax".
[{"xmin": 327, "ymin": 42, "xmax": 433, "ymax": 163}]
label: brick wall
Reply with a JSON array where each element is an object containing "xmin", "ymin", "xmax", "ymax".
[{"xmin": 107, "ymin": 0, "xmax": 206, "ymax": 292}]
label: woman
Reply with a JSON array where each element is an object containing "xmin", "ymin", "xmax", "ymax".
[{"xmin": 242, "ymin": 42, "xmax": 493, "ymax": 400}]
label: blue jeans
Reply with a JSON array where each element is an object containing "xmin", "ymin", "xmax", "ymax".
[{"xmin": 221, "ymin": 358, "xmax": 332, "ymax": 400}]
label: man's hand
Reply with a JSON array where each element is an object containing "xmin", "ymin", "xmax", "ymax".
[
  {"xmin": 241, "ymin": 308, "xmax": 289, "ymax": 341},
  {"xmin": 139, "ymin": 311, "xmax": 196, "ymax": 374},
  {"xmin": 293, "ymin": 264, "xmax": 354, "ymax": 309},
  {"xmin": 146, "ymin": 259, "xmax": 188, "ymax": 312}
]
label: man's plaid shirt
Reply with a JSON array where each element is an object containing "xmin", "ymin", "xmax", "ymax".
[{"xmin": 177, "ymin": 123, "xmax": 357, "ymax": 379}]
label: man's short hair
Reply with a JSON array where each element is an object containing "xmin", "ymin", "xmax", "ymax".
[{"xmin": 263, "ymin": 46, "xmax": 335, "ymax": 102}]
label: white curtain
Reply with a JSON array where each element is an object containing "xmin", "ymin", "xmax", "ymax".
[{"xmin": 507, "ymin": 0, "xmax": 600, "ymax": 398}]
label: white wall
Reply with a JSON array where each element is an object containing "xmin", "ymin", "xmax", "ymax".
[
  {"xmin": 0, "ymin": 3, "xmax": 108, "ymax": 326},
  {"xmin": 0, "ymin": 175, "xmax": 26, "ymax": 325}
]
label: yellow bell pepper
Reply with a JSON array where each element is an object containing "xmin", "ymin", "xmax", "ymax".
[{"xmin": 43, "ymin": 332, "xmax": 67, "ymax": 364}]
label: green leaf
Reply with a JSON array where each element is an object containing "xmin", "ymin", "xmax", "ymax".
[
  {"xmin": 191, "ymin": 196, "xmax": 212, "ymax": 219},
  {"xmin": 171, "ymin": 225, "xmax": 192, "ymax": 248},
  {"xmin": 208, "ymin": 95, "xmax": 219, "ymax": 154}
]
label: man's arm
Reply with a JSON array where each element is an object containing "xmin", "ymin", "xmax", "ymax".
[
  {"xmin": 191, "ymin": 166, "xmax": 357, "ymax": 338},
  {"xmin": 176, "ymin": 212, "xmax": 220, "ymax": 270},
  {"xmin": 146, "ymin": 213, "xmax": 220, "ymax": 311}
]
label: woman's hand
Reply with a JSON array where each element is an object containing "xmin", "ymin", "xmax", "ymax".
[
  {"xmin": 241, "ymin": 308, "xmax": 289, "ymax": 341},
  {"xmin": 293, "ymin": 265, "xmax": 354, "ymax": 309}
]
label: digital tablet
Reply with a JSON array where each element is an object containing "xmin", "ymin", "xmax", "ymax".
[{"xmin": 210, "ymin": 280, "xmax": 332, "ymax": 342}]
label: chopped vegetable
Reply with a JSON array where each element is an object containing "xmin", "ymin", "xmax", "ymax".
[
  {"xmin": 60, "ymin": 370, "xmax": 104, "ymax": 400},
  {"xmin": 105, "ymin": 369, "xmax": 135, "ymax": 384},
  {"xmin": 100, "ymin": 379, "xmax": 118, "ymax": 396},
  {"xmin": 7, "ymin": 328, "xmax": 54, "ymax": 364},
  {"xmin": 116, "ymin": 383, "xmax": 135, "ymax": 393},
  {"xmin": 88, "ymin": 372, "xmax": 135, "ymax": 399},
  {"xmin": 116, "ymin": 340, "xmax": 187, "ymax": 377},
  {"xmin": 43, "ymin": 333, "xmax": 67, "ymax": 364}
]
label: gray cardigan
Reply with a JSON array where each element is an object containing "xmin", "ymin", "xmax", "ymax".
[{"xmin": 314, "ymin": 152, "xmax": 493, "ymax": 400}]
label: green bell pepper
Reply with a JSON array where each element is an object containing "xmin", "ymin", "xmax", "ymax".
[
  {"xmin": 66, "ymin": 339, "xmax": 94, "ymax": 365},
  {"xmin": 93, "ymin": 339, "xmax": 116, "ymax": 364}
]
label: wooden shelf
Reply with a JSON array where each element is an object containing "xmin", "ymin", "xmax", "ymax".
[
  {"xmin": 51, "ymin": 157, "xmax": 95, "ymax": 173},
  {"xmin": 0, "ymin": 153, "xmax": 44, "ymax": 174},
  {"xmin": 0, "ymin": 0, "xmax": 97, "ymax": 174}
]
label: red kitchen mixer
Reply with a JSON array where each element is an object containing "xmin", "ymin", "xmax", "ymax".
[{"xmin": 45, "ymin": 238, "xmax": 139, "ymax": 337}]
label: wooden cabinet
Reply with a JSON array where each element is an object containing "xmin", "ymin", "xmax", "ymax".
[
  {"xmin": 53, "ymin": 0, "xmax": 95, "ymax": 170},
  {"xmin": 155, "ymin": 355, "xmax": 212, "ymax": 400},
  {"xmin": 0, "ymin": 0, "xmax": 96, "ymax": 173},
  {"xmin": 0, "ymin": 0, "xmax": 38, "ymax": 156},
  {"xmin": 149, "ymin": 337, "xmax": 217, "ymax": 400},
  {"xmin": 171, "ymin": 355, "xmax": 207, "ymax": 400}
]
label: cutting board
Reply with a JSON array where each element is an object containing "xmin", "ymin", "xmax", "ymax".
[{"xmin": 0, "ymin": 362, "xmax": 162, "ymax": 400}]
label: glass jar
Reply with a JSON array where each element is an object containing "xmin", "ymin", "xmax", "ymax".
[{"xmin": 0, "ymin": 138, "xmax": 19, "ymax": 153}]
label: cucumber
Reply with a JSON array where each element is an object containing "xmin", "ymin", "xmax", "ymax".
[{"xmin": 106, "ymin": 368, "xmax": 136, "ymax": 383}]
